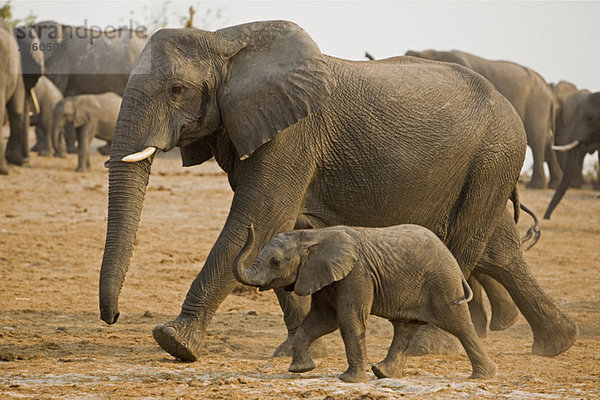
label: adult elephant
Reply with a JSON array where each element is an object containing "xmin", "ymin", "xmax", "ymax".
[
  {"xmin": 0, "ymin": 21, "xmax": 44, "ymax": 173},
  {"xmin": 551, "ymin": 82, "xmax": 598, "ymax": 189},
  {"xmin": 406, "ymin": 49, "xmax": 561, "ymax": 189},
  {"xmin": 544, "ymin": 92, "xmax": 600, "ymax": 219},
  {"xmin": 30, "ymin": 21, "xmax": 148, "ymax": 97},
  {"xmin": 30, "ymin": 76, "xmax": 63, "ymax": 156},
  {"xmin": 99, "ymin": 21, "xmax": 576, "ymax": 362}
]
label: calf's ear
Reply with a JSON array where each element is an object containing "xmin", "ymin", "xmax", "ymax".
[{"xmin": 294, "ymin": 229, "xmax": 357, "ymax": 296}]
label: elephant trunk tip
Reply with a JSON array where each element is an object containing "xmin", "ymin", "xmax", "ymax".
[{"xmin": 101, "ymin": 311, "xmax": 120, "ymax": 325}]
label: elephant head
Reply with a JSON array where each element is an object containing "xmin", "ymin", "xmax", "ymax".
[
  {"xmin": 233, "ymin": 225, "xmax": 357, "ymax": 297},
  {"xmin": 545, "ymin": 92, "xmax": 600, "ymax": 219},
  {"xmin": 99, "ymin": 21, "xmax": 335, "ymax": 325}
]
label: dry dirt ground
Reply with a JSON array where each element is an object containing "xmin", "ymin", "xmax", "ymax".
[{"xmin": 1, "ymin": 138, "xmax": 599, "ymax": 399}]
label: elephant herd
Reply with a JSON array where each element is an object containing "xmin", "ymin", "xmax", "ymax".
[{"xmin": 3, "ymin": 19, "xmax": 597, "ymax": 380}]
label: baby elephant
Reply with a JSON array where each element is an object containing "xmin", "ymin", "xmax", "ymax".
[{"xmin": 233, "ymin": 224, "xmax": 497, "ymax": 382}]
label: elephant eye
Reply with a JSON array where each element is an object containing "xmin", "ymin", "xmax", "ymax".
[
  {"xmin": 169, "ymin": 83, "xmax": 184, "ymax": 99},
  {"xmin": 270, "ymin": 258, "xmax": 281, "ymax": 268}
]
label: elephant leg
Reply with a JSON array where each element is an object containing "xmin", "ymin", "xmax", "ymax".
[
  {"xmin": 31, "ymin": 126, "xmax": 44, "ymax": 152},
  {"xmin": 595, "ymin": 150, "xmax": 600, "ymax": 190},
  {"xmin": 525, "ymin": 116, "xmax": 550, "ymax": 189},
  {"xmin": 289, "ymin": 298, "xmax": 338, "ymax": 373},
  {"xmin": 434, "ymin": 304, "xmax": 497, "ymax": 379},
  {"xmin": 65, "ymin": 125, "xmax": 77, "ymax": 154},
  {"xmin": 5, "ymin": 86, "xmax": 29, "ymax": 166},
  {"xmin": 475, "ymin": 272, "xmax": 520, "ymax": 331},
  {"xmin": 467, "ymin": 276, "xmax": 488, "ymax": 338},
  {"xmin": 272, "ymin": 288, "xmax": 329, "ymax": 358},
  {"xmin": 0, "ymin": 96, "xmax": 8, "ymax": 175},
  {"xmin": 546, "ymin": 139, "xmax": 563, "ymax": 189},
  {"xmin": 75, "ymin": 127, "xmax": 88, "ymax": 172},
  {"xmin": 372, "ymin": 320, "xmax": 423, "ymax": 379},
  {"xmin": 37, "ymin": 126, "xmax": 52, "ymax": 156},
  {"xmin": 476, "ymin": 209, "xmax": 578, "ymax": 356}
]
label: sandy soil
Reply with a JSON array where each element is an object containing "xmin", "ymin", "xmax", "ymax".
[{"xmin": 1, "ymin": 137, "xmax": 599, "ymax": 399}]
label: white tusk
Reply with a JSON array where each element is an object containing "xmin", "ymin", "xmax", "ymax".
[
  {"xmin": 122, "ymin": 146, "xmax": 157, "ymax": 162},
  {"xmin": 30, "ymin": 88, "xmax": 40, "ymax": 114},
  {"xmin": 552, "ymin": 140, "xmax": 580, "ymax": 152}
]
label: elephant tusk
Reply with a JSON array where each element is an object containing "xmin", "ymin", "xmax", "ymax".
[
  {"xmin": 552, "ymin": 140, "xmax": 580, "ymax": 152},
  {"xmin": 30, "ymin": 88, "xmax": 40, "ymax": 114},
  {"xmin": 122, "ymin": 146, "xmax": 157, "ymax": 162}
]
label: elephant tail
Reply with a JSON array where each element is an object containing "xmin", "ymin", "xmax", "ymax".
[
  {"xmin": 453, "ymin": 275, "xmax": 473, "ymax": 306},
  {"xmin": 520, "ymin": 203, "xmax": 541, "ymax": 250},
  {"xmin": 510, "ymin": 186, "xmax": 520, "ymax": 224}
]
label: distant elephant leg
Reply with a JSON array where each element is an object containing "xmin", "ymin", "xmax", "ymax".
[
  {"xmin": 0, "ymin": 96, "xmax": 8, "ymax": 174},
  {"xmin": 546, "ymin": 138, "xmax": 563, "ymax": 189},
  {"xmin": 5, "ymin": 87, "xmax": 28, "ymax": 166},
  {"xmin": 476, "ymin": 209, "xmax": 578, "ymax": 356},
  {"xmin": 372, "ymin": 320, "xmax": 423, "ymax": 379},
  {"xmin": 76, "ymin": 122, "xmax": 96, "ymax": 172},
  {"xmin": 65, "ymin": 125, "xmax": 77, "ymax": 154},
  {"xmin": 31, "ymin": 126, "xmax": 44, "ymax": 152},
  {"xmin": 595, "ymin": 150, "xmax": 600, "ymax": 190},
  {"xmin": 525, "ymin": 116, "xmax": 550, "ymax": 189},
  {"xmin": 474, "ymin": 272, "xmax": 520, "ymax": 331},
  {"xmin": 272, "ymin": 289, "xmax": 329, "ymax": 358},
  {"xmin": 467, "ymin": 276, "xmax": 488, "ymax": 338},
  {"xmin": 37, "ymin": 126, "xmax": 52, "ymax": 156}
]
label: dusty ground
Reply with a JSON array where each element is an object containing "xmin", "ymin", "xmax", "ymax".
[{"xmin": 1, "ymin": 137, "xmax": 599, "ymax": 399}]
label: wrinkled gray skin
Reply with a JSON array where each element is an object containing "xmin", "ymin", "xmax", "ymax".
[
  {"xmin": 99, "ymin": 21, "xmax": 577, "ymax": 362},
  {"xmin": 0, "ymin": 21, "xmax": 44, "ymax": 173},
  {"xmin": 406, "ymin": 49, "xmax": 562, "ymax": 189},
  {"xmin": 234, "ymin": 224, "xmax": 497, "ymax": 382},
  {"xmin": 30, "ymin": 76, "xmax": 63, "ymax": 156},
  {"xmin": 552, "ymin": 81, "xmax": 600, "ymax": 190},
  {"xmin": 30, "ymin": 21, "xmax": 148, "ymax": 97},
  {"xmin": 545, "ymin": 92, "xmax": 600, "ymax": 219},
  {"xmin": 52, "ymin": 92, "xmax": 121, "ymax": 171}
]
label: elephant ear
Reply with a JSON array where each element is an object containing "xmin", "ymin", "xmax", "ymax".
[
  {"xmin": 294, "ymin": 229, "xmax": 357, "ymax": 296},
  {"xmin": 216, "ymin": 20, "xmax": 335, "ymax": 160}
]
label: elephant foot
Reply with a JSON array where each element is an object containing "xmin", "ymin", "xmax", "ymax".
[
  {"xmin": 30, "ymin": 142, "xmax": 42, "ymax": 152},
  {"xmin": 53, "ymin": 152, "xmax": 67, "ymax": 158},
  {"xmin": 371, "ymin": 360, "xmax": 404, "ymax": 379},
  {"xmin": 273, "ymin": 336, "xmax": 328, "ymax": 358},
  {"xmin": 38, "ymin": 149, "xmax": 52, "ymax": 157},
  {"xmin": 97, "ymin": 144, "xmax": 111, "ymax": 155},
  {"xmin": 531, "ymin": 317, "xmax": 578, "ymax": 357},
  {"xmin": 75, "ymin": 166, "xmax": 90, "ymax": 172},
  {"xmin": 67, "ymin": 147, "xmax": 78, "ymax": 154},
  {"xmin": 547, "ymin": 179, "xmax": 561, "ymax": 190},
  {"xmin": 5, "ymin": 152, "xmax": 28, "ymax": 166},
  {"xmin": 152, "ymin": 317, "xmax": 204, "ymax": 362},
  {"xmin": 470, "ymin": 360, "xmax": 497, "ymax": 379},
  {"xmin": 405, "ymin": 325, "xmax": 462, "ymax": 356},
  {"xmin": 525, "ymin": 179, "xmax": 547, "ymax": 190},
  {"xmin": 489, "ymin": 304, "xmax": 520, "ymax": 331},
  {"xmin": 288, "ymin": 356, "xmax": 315, "ymax": 373},
  {"xmin": 339, "ymin": 367, "xmax": 369, "ymax": 383}
]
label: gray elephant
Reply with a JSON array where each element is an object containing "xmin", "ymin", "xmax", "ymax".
[
  {"xmin": 30, "ymin": 21, "xmax": 148, "ymax": 97},
  {"xmin": 551, "ymin": 82, "xmax": 599, "ymax": 190},
  {"xmin": 545, "ymin": 92, "xmax": 600, "ymax": 219},
  {"xmin": 51, "ymin": 92, "xmax": 121, "ymax": 171},
  {"xmin": 29, "ymin": 76, "xmax": 63, "ymax": 156},
  {"xmin": 233, "ymin": 224, "xmax": 497, "ymax": 382},
  {"xmin": 0, "ymin": 21, "xmax": 44, "ymax": 173},
  {"xmin": 99, "ymin": 21, "xmax": 576, "ymax": 363},
  {"xmin": 406, "ymin": 49, "xmax": 561, "ymax": 189}
]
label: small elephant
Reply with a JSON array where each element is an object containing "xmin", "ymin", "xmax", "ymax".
[
  {"xmin": 233, "ymin": 224, "xmax": 497, "ymax": 382},
  {"xmin": 51, "ymin": 92, "xmax": 121, "ymax": 171}
]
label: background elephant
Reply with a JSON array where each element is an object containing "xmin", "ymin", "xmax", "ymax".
[
  {"xmin": 233, "ymin": 224, "xmax": 497, "ymax": 381},
  {"xmin": 552, "ymin": 82, "xmax": 599, "ymax": 189},
  {"xmin": 30, "ymin": 76, "xmax": 63, "ymax": 156},
  {"xmin": 30, "ymin": 21, "xmax": 148, "ymax": 97},
  {"xmin": 51, "ymin": 92, "xmax": 121, "ymax": 171},
  {"xmin": 0, "ymin": 21, "xmax": 44, "ymax": 173},
  {"xmin": 99, "ymin": 21, "xmax": 576, "ymax": 363},
  {"xmin": 545, "ymin": 92, "xmax": 600, "ymax": 219},
  {"xmin": 405, "ymin": 49, "xmax": 562, "ymax": 189}
]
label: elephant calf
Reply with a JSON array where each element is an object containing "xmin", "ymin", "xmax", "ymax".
[
  {"xmin": 52, "ymin": 92, "xmax": 121, "ymax": 171},
  {"xmin": 233, "ymin": 224, "xmax": 497, "ymax": 382}
]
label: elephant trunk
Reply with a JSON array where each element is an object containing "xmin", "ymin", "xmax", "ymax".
[
  {"xmin": 544, "ymin": 145, "xmax": 583, "ymax": 219},
  {"xmin": 232, "ymin": 224, "xmax": 260, "ymax": 286},
  {"xmin": 99, "ymin": 103, "xmax": 153, "ymax": 325}
]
